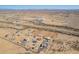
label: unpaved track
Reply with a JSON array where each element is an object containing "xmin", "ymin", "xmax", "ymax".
[{"xmin": 0, "ymin": 20, "xmax": 79, "ymax": 37}]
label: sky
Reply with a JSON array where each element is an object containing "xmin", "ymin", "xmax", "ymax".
[{"xmin": 0, "ymin": 5, "xmax": 79, "ymax": 10}]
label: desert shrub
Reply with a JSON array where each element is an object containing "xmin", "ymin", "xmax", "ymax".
[
  {"xmin": 51, "ymin": 40, "xmax": 65, "ymax": 52},
  {"xmin": 71, "ymin": 40, "xmax": 79, "ymax": 51}
]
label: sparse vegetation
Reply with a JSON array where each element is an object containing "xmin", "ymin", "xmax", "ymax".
[{"xmin": 0, "ymin": 10, "xmax": 79, "ymax": 53}]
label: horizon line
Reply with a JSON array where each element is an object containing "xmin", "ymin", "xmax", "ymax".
[{"xmin": 0, "ymin": 5, "xmax": 79, "ymax": 10}]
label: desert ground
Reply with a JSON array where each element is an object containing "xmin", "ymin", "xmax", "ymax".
[{"xmin": 0, "ymin": 10, "xmax": 79, "ymax": 54}]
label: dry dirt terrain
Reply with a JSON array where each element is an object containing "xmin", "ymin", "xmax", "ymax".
[{"xmin": 0, "ymin": 10, "xmax": 79, "ymax": 54}]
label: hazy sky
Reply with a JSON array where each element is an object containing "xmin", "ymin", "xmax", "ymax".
[{"xmin": 0, "ymin": 5, "xmax": 79, "ymax": 10}]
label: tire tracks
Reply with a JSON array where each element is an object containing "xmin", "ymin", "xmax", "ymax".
[{"xmin": 0, "ymin": 20, "xmax": 79, "ymax": 37}]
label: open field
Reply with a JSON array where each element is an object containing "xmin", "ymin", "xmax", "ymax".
[{"xmin": 0, "ymin": 10, "xmax": 79, "ymax": 54}]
